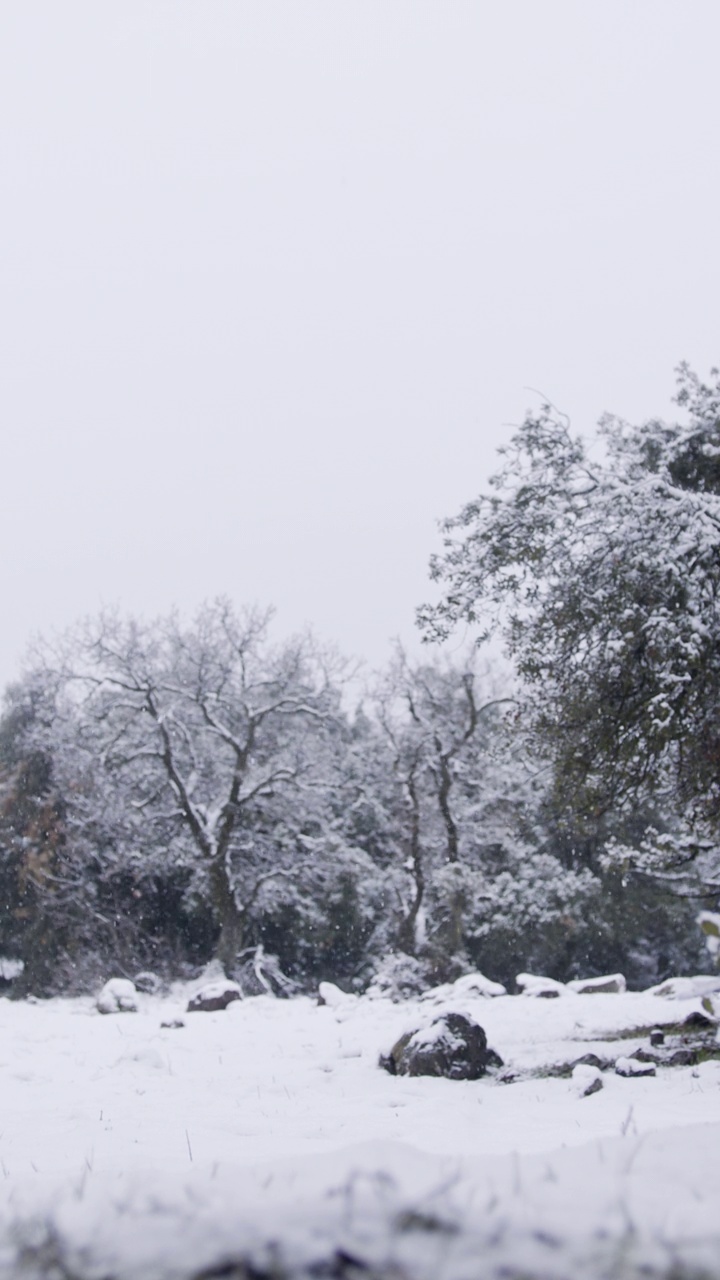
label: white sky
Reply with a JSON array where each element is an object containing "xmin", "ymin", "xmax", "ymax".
[{"xmin": 1, "ymin": 2, "xmax": 718, "ymax": 688}]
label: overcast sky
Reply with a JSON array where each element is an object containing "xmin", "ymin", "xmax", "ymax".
[{"xmin": 1, "ymin": 2, "xmax": 718, "ymax": 687}]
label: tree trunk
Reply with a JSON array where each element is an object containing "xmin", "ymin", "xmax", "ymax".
[
  {"xmin": 209, "ymin": 862, "xmax": 246, "ymax": 975},
  {"xmin": 397, "ymin": 863, "xmax": 424, "ymax": 955},
  {"xmin": 433, "ymin": 867, "xmax": 467, "ymax": 973},
  {"xmin": 397, "ymin": 768, "xmax": 424, "ymax": 955},
  {"xmin": 445, "ymin": 882, "xmax": 466, "ymax": 957},
  {"xmin": 437, "ymin": 749, "xmax": 459, "ymax": 863}
]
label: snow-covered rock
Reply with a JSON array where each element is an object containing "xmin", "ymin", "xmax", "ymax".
[
  {"xmin": 318, "ymin": 981, "xmax": 356, "ymax": 1009},
  {"xmin": 516, "ymin": 973, "xmax": 566, "ymax": 998},
  {"xmin": 647, "ymin": 975, "xmax": 720, "ymax": 1000},
  {"xmin": 571, "ymin": 1064, "xmax": 603, "ymax": 1097},
  {"xmin": 381, "ymin": 1012, "xmax": 502, "ymax": 1080},
  {"xmin": 420, "ymin": 972, "xmax": 507, "ymax": 1003},
  {"xmin": 683, "ymin": 1009, "xmax": 717, "ymax": 1030},
  {"xmin": 187, "ymin": 980, "xmax": 242, "ymax": 1013},
  {"xmin": 615, "ymin": 1056, "xmax": 656, "ymax": 1078},
  {"xmin": 96, "ymin": 978, "xmax": 138, "ymax": 1014},
  {"xmin": 568, "ymin": 973, "xmax": 626, "ymax": 995}
]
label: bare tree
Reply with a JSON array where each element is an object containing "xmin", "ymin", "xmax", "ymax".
[
  {"xmin": 375, "ymin": 648, "xmax": 514, "ymax": 965},
  {"xmin": 45, "ymin": 600, "xmax": 340, "ymax": 973}
]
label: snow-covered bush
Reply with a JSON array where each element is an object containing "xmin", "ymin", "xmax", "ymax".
[
  {"xmin": 367, "ymin": 952, "xmax": 432, "ymax": 1001},
  {"xmin": 466, "ymin": 852, "xmax": 600, "ymax": 985}
]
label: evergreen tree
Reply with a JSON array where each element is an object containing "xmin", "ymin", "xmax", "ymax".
[{"xmin": 419, "ymin": 365, "xmax": 720, "ymax": 894}]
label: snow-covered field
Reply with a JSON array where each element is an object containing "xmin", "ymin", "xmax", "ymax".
[{"xmin": 1, "ymin": 971, "xmax": 720, "ymax": 1279}]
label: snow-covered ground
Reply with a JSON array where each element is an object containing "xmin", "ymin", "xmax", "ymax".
[{"xmin": 1, "ymin": 971, "xmax": 720, "ymax": 1279}]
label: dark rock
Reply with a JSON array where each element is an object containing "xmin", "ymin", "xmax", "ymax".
[
  {"xmin": 160, "ymin": 1018, "xmax": 185, "ymax": 1030},
  {"xmin": 633, "ymin": 1045, "xmax": 696, "ymax": 1068},
  {"xmin": 380, "ymin": 1012, "xmax": 501, "ymax": 1081},
  {"xmin": 684, "ymin": 1011, "xmax": 715, "ymax": 1030},
  {"xmin": 632, "ymin": 1047, "xmax": 659, "ymax": 1064},
  {"xmin": 484, "ymin": 1047, "xmax": 505, "ymax": 1071},
  {"xmin": 649, "ymin": 1029, "xmax": 665, "ymax": 1046},
  {"xmin": 667, "ymin": 1048, "xmax": 696, "ymax": 1067},
  {"xmin": 571, "ymin": 1052, "xmax": 612, "ymax": 1071},
  {"xmin": 582, "ymin": 1074, "xmax": 603, "ymax": 1096},
  {"xmin": 187, "ymin": 981, "xmax": 242, "ymax": 1013}
]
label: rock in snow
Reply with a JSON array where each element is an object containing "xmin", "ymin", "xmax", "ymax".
[
  {"xmin": 419, "ymin": 972, "xmax": 507, "ymax": 1003},
  {"xmin": 318, "ymin": 981, "xmax": 356, "ymax": 1009},
  {"xmin": 381, "ymin": 1012, "xmax": 502, "ymax": 1080},
  {"xmin": 615, "ymin": 1056, "xmax": 656, "ymax": 1078},
  {"xmin": 187, "ymin": 980, "xmax": 242, "ymax": 1013},
  {"xmin": 567, "ymin": 973, "xmax": 626, "ymax": 995},
  {"xmin": 516, "ymin": 973, "xmax": 566, "ymax": 998},
  {"xmin": 571, "ymin": 1064, "xmax": 604, "ymax": 1097},
  {"xmin": 648, "ymin": 974, "xmax": 720, "ymax": 1000},
  {"xmin": 517, "ymin": 971, "xmax": 627, "ymax": 998},
  {"xmin": 96, "ymin": 978, "xmax": 138, "ymax": 1014}
]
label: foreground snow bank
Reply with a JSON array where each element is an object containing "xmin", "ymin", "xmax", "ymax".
[
  {"xmin": 6, "ymin": 1125, "xmax": 720, "ymax": 1280},
  {"xmin": 0, "ymin": 979, "xmax": 718, "ymax": 1277}
]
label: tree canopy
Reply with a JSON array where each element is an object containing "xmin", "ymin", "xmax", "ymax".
[{"xmin": 419, "ymin": 365, "xmax": 720, "ymax": 885}]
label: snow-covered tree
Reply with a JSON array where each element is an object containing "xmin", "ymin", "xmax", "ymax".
[
  {"xmin": 0, "ymin": 678, "xmax": 66, "ymax": 990},
  {"xmin": 419, "ymin": 365, "xmax": 720, "ymax": 892},
  {"xmin": 10, "ymin": 601, "xmax": 350, "ymax": 979},
  {"xmin": 0, "ymin": 665, "xmax": 200, "ymax": 993},
  {"xmin": 373, "ymin": 651, "xmax": 508, "ymax": 961},
  {"xmin": 371, "ymin": 650, "xmax": 597, "ymax": 984}
]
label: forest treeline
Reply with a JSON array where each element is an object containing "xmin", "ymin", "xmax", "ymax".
[{"xmin": 2, "ymin": 365, "xmax": 719, "ymax": 996}]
